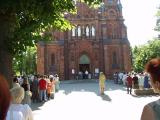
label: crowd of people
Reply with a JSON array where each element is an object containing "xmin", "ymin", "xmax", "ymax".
[
  {"xmin": 1, "ymin": 58, "xmax": 160, "ymax": 120},
  {"xmin": 13, "ymin": 74, "xmax": 60, "ymax": 103},
  {"xmin": 113, "ymin": 71, "xmax": 151, "ymax": 94},
  {"xmin": 0, "ymin": 74, "xmax": 60, "ymax": 120}
]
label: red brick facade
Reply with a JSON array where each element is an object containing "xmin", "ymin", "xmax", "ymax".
[{"xmin": 37, "ymin": 0, "xmax": 132, "ymax": 80}]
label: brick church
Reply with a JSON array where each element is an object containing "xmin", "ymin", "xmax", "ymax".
[{"xmin": 37, "ymin": 0, "xmax": 132, "ymax": 80}]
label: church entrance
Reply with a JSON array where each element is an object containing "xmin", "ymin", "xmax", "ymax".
[{"xmin": 79, "ymin": 54, "xmax": 90, "ymax": 79}]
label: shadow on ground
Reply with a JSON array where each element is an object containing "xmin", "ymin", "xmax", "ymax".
[
  {"xmin": 31, "ymin": 102, "xmax": 45, "ymax": 111},
  {"xmin": 59, "ymin": 79, "xmax": 126, "ymax": 101},
  {"xmin": 99, "ymin": 94, "xmax": 112, "ymax": 102}
]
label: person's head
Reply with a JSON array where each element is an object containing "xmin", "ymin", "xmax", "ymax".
[
  {"xmin": 34, "ymin": 75, "xmax": 38, "ymax": 80},
  {"xmin": 50, "ymin": 77, "xmax": 53, "ymax": 82},
  {"xmin": 13, "ymin": 77, "xmax": 18, "ymax": 83},
  {"xmin": 145, "ymin": 58, "xmax": 160, "ymax": 93},
  {"xmin": 23, "ymin": 77, "xmax": 29, "ymax": 84},
  {"xmin": 0, "ymin": 75, "xmax": 11, "ymax": 120},
  {"xmin": 100, "ymin": 72, "xmax": 104, "ymax": 76},
  {"xmin": 10, "ymin": 87, "xmax": 24, "ymax": 104},
  {"xmin": 55, "ymin": 74, "xmax": 58, "ymax": 77}
]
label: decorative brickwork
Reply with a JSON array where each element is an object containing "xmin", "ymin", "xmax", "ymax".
[{"xmin": 37, "ymin": 0, "xmax": 132, "ymax": 80}]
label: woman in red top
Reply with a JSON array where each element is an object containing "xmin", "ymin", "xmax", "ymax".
[{"xmin": 126, "ymin": 74, "xmax": 133, "ymax": 94}]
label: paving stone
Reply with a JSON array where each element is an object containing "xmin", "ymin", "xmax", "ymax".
[{"xmin": 31, "ymin": 80, "xmax": 159, "ymax": 120}]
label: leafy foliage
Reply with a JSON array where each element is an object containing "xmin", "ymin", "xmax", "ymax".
[
  {"xmin": 0, "ymin": 0, "xmax": 102, "ymax": 77},
  {"xmin": 132, "ymin": 5, "xmax": 160, "ymax": 72},
  {"xmin": 12, "ymin": 46, "xmax": 37, "ymax": 75},
  {"xmin": 0, "ymin": 0, "xmax": 102, "ymax": 55},
  {"xmin": 132, "ymin": 39, "xmax": 160, "ymax": 72}
]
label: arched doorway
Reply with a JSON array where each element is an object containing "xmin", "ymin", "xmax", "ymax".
[{"xmin": 79, "ymin": 54, "xmax": 90, "ymax": 79}]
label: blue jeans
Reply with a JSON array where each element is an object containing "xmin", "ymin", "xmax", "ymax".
[{"xmin": 39, "ymin": 90, "xmax": 47, "ymax": 101}]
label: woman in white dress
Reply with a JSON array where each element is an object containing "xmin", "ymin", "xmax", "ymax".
[
  {"xmin": 138, "ymin": 73, "xmax": 144, "ymax": 90},
  {"xmin": 6, "ymin": 86, "xmax": 33, "ymax": 120},
  {"xmin": 54, "ymin": 74, "xmax": 60, "ymax": 92}
]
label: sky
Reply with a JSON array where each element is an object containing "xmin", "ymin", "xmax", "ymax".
[{"xmin": 121, "ymin": 0, "xmax": 160, "ymax": 46}]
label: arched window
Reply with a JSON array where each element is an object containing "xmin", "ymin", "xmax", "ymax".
[
  {"xmin": 108, "ymin": 0, "xmax": 113, "ymax": 4},
  {"xmin": 51, "ymin": 53, "xmax": 55, "ymax": 65},
  {"xmin": 77, "ymin": 26, "xmax": 81, "ymax": 37},
  {"xmin": 72, "ymin": 27, "xmax": 76, "ymax": 37},
  {"xmin": 108, "ymin": 24, "xmax": 113, "ymax": 39},
  {"xmin": 113, "ymin": 25, "xmax": 116, "ymax": 38},
  {"xmin": 101, "ymin": 25, "xmax": 107, "ymax": 39},
  {"xmin": 113, "ymin": 52, "xmax": 117, "ymax": 65},
  {"xmin": 86, "ymin": 26, "xmax": 89, "ymax": 37},
  {"xmin": 112, "ymin": 52, "xmax": 118, "ymax": 68},
  {"xmin": 91, "ymin": 26, "xmax": 95, "ymax": 37},
  {"xmin": 79, "ymin": 54, "xmax": 90, "ymax": 64},
  {"xmin": 109, "ymin": 10, "xmax": 116, "ymax": 19}
]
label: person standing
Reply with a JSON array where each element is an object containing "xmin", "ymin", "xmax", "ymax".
[
  {"xmin": 132, "ymin": 74, "xmax": 139, "ymax": 89},
  {"xmin": 50, "ymin": 77, "xmax": 55, "ymax": 99},
  {"xmin": 141, "ymin": 58, "xmax": 160, "ymax": 120},
  {"xmin": 126, "ymin": 74, "xmax": 133, "ymax": 94},
  {"xmin": 21, "ymin": 77, "xmax": 32, "ymax": 106},
  {"xmin": 6, "ymin": 86, "xmax": 33, "ymax": 120},
  {"xmin": 47, "ymin": 80, "xmax": 52, "ymax": 100},
  {"xmin": 122, "ymin": 72, "xmax": 128, "ymax": 86},
  {"xmin": 118, "ymin": 72, "xmax": 124, "ymax": 84},
  {"xmin": 54, "ymin": 74, "xmax": 60, "ymax": 92},
  {"xmin": 143, "ymin": 73, "xmax": 150, "ymax": 89},
  {"xmin": 113, "ymin": 72, "xmax": 118, "ymax": 84},
  {"xmin": 30, "ymin": 75, "xmax": 39, "ymax": 103},
  {"xmin": 99, "ymin": 72, "xmax": 106, "ymax": 95},
  {"xmin": 39, "ymin": 75, "xmax": 47, "ymax": 102},
  {"xmin": 85, "ymin": 70, "xmax": 89, "ymax": 79},
  {"xmin": 13, "ymin": 77, "xmax": 20, "ymax": 88},
  {"xmin": 138, "ymin": 73, "xmax": 144, "ymax": 90}
]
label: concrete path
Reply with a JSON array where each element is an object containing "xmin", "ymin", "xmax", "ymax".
[{"xmin": 31, "ymin": 80, "xmax": 159, "ymax": 120}]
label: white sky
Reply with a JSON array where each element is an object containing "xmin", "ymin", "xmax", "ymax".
[{"xmin": 121, "ymin": 0, "xmax": 160, "ymax": 46}]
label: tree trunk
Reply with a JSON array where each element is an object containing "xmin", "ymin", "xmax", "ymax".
[
  {"xmin": 0, "ymin": 51, "xmax": 13, "ymax": 87},
  {"xmin": 0, "ymin": 13, "xmax": 15, "ymax": 87}
]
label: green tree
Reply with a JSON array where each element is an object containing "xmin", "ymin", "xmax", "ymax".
[
  {"xmin": 132, "ymin": 39, "xmax": 160, "ymax": 72},
  {"xmin": 0, "ymin": 0, "xmax": 101, "ymax": 86},
  {"xmin": 12, "ymin": 46, "xmax": 37, "ymax": 75},
  {"xmin": 132, "ymin": 5, "xmax": 160, "ymax": 72}
]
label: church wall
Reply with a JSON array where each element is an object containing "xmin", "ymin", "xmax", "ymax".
[
  {"xmin": 37, "ymin": 1, "xmax": 132, "ymax": 80},
  {"xmin": 46, "ymin": 44, "xmax": 65, "ymax": 79},
  {"xmin": 123, "ymin": 45, "xmax": 132, "ymax": 72},
  {"xmin": 37, "ymin": 44, "xmax": 45, "ymax": 75},
  {"xmin": 104, "ymin": 43, "xmax": 128, "ymax": 79}
]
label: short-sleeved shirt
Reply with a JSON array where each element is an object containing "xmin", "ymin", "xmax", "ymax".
[
  {"xmin": 148, "ymin": 99, "xmax": 160, "ymax": 120},
  {"xmin": 6, "ymin": 104, "xmax": 33, "ymax": 120},
  {"xmin": 39, "ymin": 79, "xmax": 47, "ymax": 90}
]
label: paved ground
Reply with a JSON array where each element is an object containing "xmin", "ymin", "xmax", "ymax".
[{"xmin": 31, "ymin": 80, "xmax": 159, "ymax": 120}]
